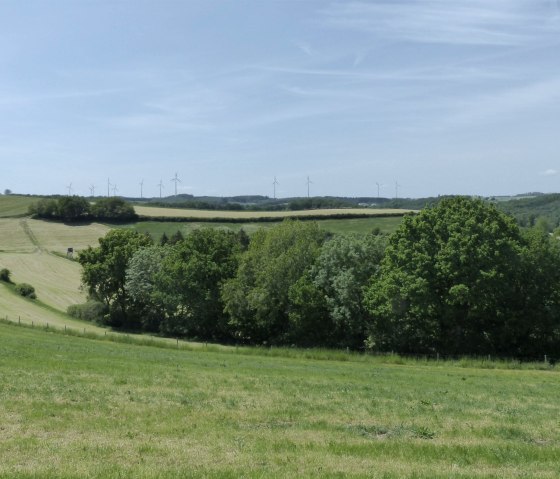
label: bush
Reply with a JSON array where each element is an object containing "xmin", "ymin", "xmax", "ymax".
[
  {"xmin": 67, "ymin": 301, "xmax": 108, "ymax": 323},
  {"xmin": 15, "ymin": 283, "xmax": 36, "ymax": 299},
  {"xmin": 0, "ymin": 268, "xmax": 11, "ymax": 282}
]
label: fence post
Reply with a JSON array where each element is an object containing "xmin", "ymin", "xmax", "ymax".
[
  {"xmin": 544, "ymin": 354, "xmax": 548, "ymax": 364},
  {"xmin": 18, "ymin": 316, "xmax": 20, "ymax": 325},
  {"xmin": 176, "ymin": 338, "xmax": 179, "ymax": 348}
]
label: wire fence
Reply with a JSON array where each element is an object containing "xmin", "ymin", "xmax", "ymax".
[{"xmin": 1, "ymin": 313, "xmax": 558, "ymax": 368}]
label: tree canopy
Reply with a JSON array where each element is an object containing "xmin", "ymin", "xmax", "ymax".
[{"xmin": 365, "ymin": 197, "xmax": 560, "ymax": 356}]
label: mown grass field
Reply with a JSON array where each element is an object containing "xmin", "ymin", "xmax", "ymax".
[
  {"xmin": 0, "ymin": 322, "xmax": 559, "ymax": 479},
  {"xmin": 0, "ymin": 195, "xmax": 39, "ymax": 218},
  {"xmin": 0, "ymin": 218, "xmax": 108, "ymax": 313}
]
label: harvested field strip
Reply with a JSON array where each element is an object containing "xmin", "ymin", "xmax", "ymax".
[
  {"xmin": 0, "ymin": 219, "xmax": 35, "ymax": 253},
  {"xmin": 27, "ymin": 218, "xmax": 110, "ymax": 254},
  {"xmin": 135, "ymin": 205, "xmax": 413, "ymax": 220}
]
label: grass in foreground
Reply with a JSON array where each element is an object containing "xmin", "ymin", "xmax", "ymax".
[{"xmin": 0, "ymin": 322, "xmax": 559, "ymax": 478}]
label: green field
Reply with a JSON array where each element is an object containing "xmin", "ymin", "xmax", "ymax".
[
  {"xmin": 118, "ymin": 216, "xmax": 403, "ymax": 238},
  {"xmin": 0, "ymin": 195, "xmax": 39, "ymax": 218},
  {"xmin": 0, "ymin": 322, "xmax": 559, "ymax": 478}
]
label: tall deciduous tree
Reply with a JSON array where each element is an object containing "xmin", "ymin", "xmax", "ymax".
[
  {"xmin": 154, "ymin": 228, "xmax": 243, "ymax": 340},
  {"xmin": 222, "ymin": 220, "xmax": 326, "ymax": 344},
  {"xmin": 365, "ymin": 197, "xmax": 528, "ymax": 355},
  {"xmin": 78, "ymin": 229, "xmax": 152, "ymax": 328}
]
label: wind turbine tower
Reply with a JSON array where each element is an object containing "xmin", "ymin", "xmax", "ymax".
[
  {"xmin": 107, "ymin": 178, "xmax": 111, "ymax": 197},
  {"xmin": 171, "ymin": 172, "xmax": 181, "ymax": 196},
  {"xmin": 395, "ymin": 181, "xmax": 401, "ymax": 199},
  {"xmin": 112, "ymin": 184, "xmax": 118, "ymax": 197},
  {"xmin": 376, "ymin": 182, "xmax": 383, "ymax": 198},
  {"xmin": 90, "ymin": 185, "xmax": 95, "ymax": 197},
  {"xmin": 306, "ymin": 176, "xmax": 313, "ymax": 198},
  {"xmin": 272, "ymin": 176, "xmax": 279, "ymax": 199},
  {"xmin": 140, "ymin": 179, "xmax": 144, "ymax": 199},
  {"xmin": 157, "ymin": 180, "xmax": 164, "ymax": 199},
  {"xmin": 66, "ymin": 183, "xmax": 73, "ymax": 196}
]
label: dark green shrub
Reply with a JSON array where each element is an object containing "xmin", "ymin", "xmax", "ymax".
[
  {"xmin": 15, "ymin": 283, "xmax": 36, "ymax": 299},
  {"xmin": 67, "ymin": 301, "xmax": 108, "ymax": 323},
  {"xmin": 0, "ymin": 268, "xmax": 11, "ymax": 282}
]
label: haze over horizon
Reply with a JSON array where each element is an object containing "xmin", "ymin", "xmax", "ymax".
[{"xmin": 1, "ymin": 1, "xmax": 560, "ymax": 199}]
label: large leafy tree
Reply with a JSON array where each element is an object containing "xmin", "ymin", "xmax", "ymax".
[
  {"xmin": 365, "ymin": 197, "xmax": 530, "ymax": 355},
  {"xmin": 154, "ymin": 229, "xmax": 243, "ymax": 340},
  {"xmin": 289, "ymin": 233, "xmax": 386, "ymax": 348},
  {"xmin": 222, "ymin": 220, "xmax": 326, "ymax": 344},
  {"xmin": 78, "ymin": 229, "xmax": 152, "ymax": 328}
]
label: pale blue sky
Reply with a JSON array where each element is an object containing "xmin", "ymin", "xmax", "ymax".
[{"xmin": 1, "ymin": 0, "xmax": 560, "ymax": 198}]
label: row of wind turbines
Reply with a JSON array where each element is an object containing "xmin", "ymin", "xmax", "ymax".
[
  {"xmin": 66, "ymin": 173, "xmax": 183, "ymax": 199},
  {"xmin": 66, "ymin": 173, "xmax": 402, "ymax": 199}
]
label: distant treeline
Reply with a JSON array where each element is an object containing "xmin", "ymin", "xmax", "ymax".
[
  {"xmin": 73, "ymin": 197, "xmax": 560, "ymax": 358},
  {"xmin": 144, "ymin": 197, "xmax": 357, "ymax": 211},
  {"xmin": 29, "ymin": 197, "xmax": 137, "ymax": 222}
]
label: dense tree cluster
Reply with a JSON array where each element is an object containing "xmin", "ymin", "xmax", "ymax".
[
  {"xmin": 75, "ymin": 198, "xmax": 560, "ymax": 357},
  {"xmin": 29, "ymin": 197, "xmax": 137, "ymax": 222}
]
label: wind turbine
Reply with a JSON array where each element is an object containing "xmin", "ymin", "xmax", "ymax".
[
  {"xmin": 112, "ymin": 184, "xmax": 118, "ymax": 197},
  {"xmin": 395, "ymin": 181, "xmax": 401, "ymax": 199},
  {"xmin": 171, "ymin": 172, "xmax": 181, "ymax": 196},
  {"xmin": 139, "ymin": 179, "xmax": 144, "ymax": 199},
  {"xmin": 157, "ymin": 180, "xmax": 164, "ymax": 199},
  {"xmin": 375, "ymin": 182, "xmax": 384, "ymax": 198},
  {"xmin": 66, "ymin": 183, "xmax": 73, "ymax": 196},
  {"xmin": 273, "ymin": 176, "xmax": 279, "ymax": 199},
  {"xmin": 89, "ymin": 185, "xmax": 95, "ymax": 197},
  {"xmin": 306, "ymin": 176, "xmax": 313, "ymax": 198},
  {"xmin": 107, "ymin": 178, "xmax": 111, "ymax": 197}
]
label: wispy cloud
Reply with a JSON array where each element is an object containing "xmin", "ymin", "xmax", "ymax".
[
  {"xmin": 320, "ymin": 1, "xmax": 560, "ymax": 46},
  {"xmin": 540, "ymin": 168, "xmax": 558, "ymax": 176}
]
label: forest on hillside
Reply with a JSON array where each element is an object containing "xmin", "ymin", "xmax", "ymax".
[{"xmin": 69, "ymin": 197, "xmax": 560, "ymax": 358}]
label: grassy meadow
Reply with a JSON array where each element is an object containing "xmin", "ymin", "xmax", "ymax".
[
  {"xmin": 1, "ymin": 321, "xmax": 559, "ymax": 478},
  {"xmin": 0, "ymin": 195, "xmax": 39, "ymax": 218},
  {"xmin": 118, "ymin": 215, "xmax": 404, "ymax": 239}
]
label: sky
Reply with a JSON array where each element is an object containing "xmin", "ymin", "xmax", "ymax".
[{"xmin": 1, "ymin": 0, "xmax": 560, "ymax": 199}]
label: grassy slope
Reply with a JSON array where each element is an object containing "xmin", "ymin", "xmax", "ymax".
[
  {"xmin": 0, "ymin": 195, "xmax": 39, "ymax": 218},
  {"xmin": 0, "ymin": 218, "xmax": 108, "ymax": 313},
  {"xmin": 0, "ymin": 322, "xmax": 559, "ymax": 479}
]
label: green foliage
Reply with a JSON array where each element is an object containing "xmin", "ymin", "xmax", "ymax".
[
  {"xmin": 365, "ymin": 197, "xmax": 551, "ymax": 355},
  {"xmin": 29, "ymin": 196, "xmax": 90, "ymax": 221},
  {"xmin": 0, "ymin": 268, "xmax": 11, "ymax": 282},
  {"xmin": 78, "ymin": 229, "xmax": 152, "ymax": 328},
  {"xmin": 66, "ymin": 301, "xmax": 108, "ymax": 323},
  {"xmin": 57, "ymin": 196, "xmax": 91, "ymax": 221},
  {"xmin": 290, "ymin": 234, "xmax": 387, "ymax": 348},
  {"xmin": 222, "ymin": 220, "xmax": 326, "ymax": 344},
  {"xmin": 90, "ymin": 197, "xmax": 137, "ymax": 221},
  {"xmin": 15, "ymin": 283, "xmax": 36, "ymax": 299},
  {"xmin": 125, "ymin": 245, "xmax": 170, "ymax": 332},
  {"xmin": 154, "ymin": 229, "xmax": 243, "ymax": 340}
]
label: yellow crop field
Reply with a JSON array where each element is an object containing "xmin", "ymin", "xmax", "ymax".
[{"xmin": 135, "ymin": 205, "xmax": 412, "ymax": 219}]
